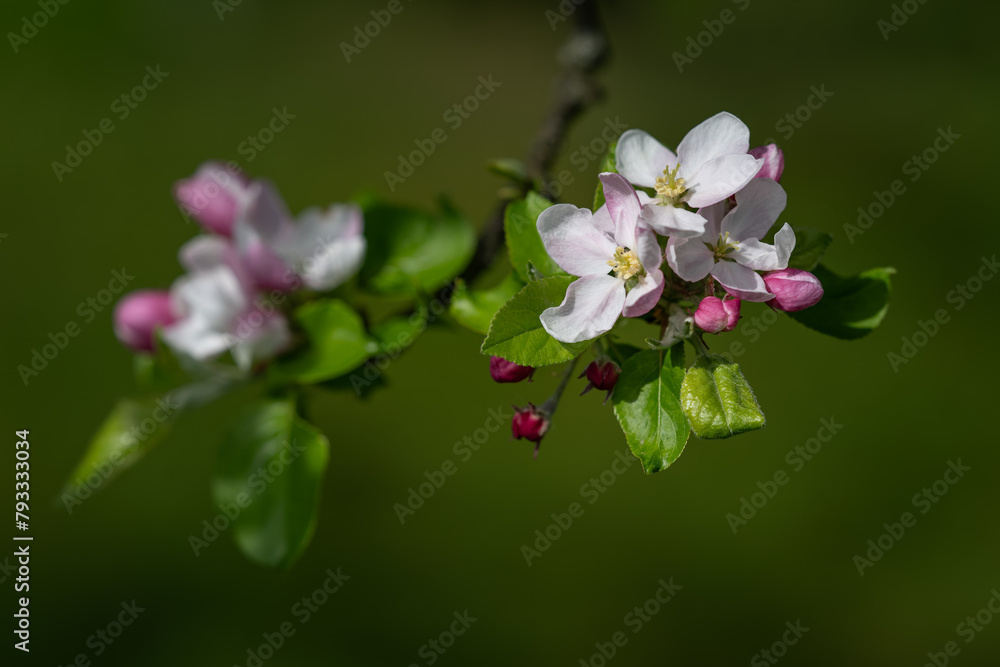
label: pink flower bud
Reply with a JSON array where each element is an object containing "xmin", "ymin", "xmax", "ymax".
[
  {"xmin": 694, "ymin": 296, "xmax": 741, "ymax": 333},
  {"xmin": 113, "ymin": 290, "xmax": 177, "ymax": 352},
  {"xmin": 579, "ymin": 360, "xmax": 620, "ymax": 403},
  {"xmin": 490, "ymin": 356, "xmax": 535, "ymax": 383},
  {"xmin": 512, "ymin": 403, "xmax": 550, "ymax": 456},
  {"xmin": 173, "ymin": 162, "xmax": 247, "ymax": 237},
  {"xmin": 764, "ymin": 268, "xmax": 824, "ymax": 312},
  {"xmin": 749, "ymin": 144, "xmax": 784, "ymax": 183}
]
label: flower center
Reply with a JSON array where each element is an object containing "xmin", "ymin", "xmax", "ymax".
[
  {"xmin": 654, "ymin": 164, "xmax": 687, "ymax": 206},
  {"xmin": 707, "ymin": 232, "xmax": 739, "ymax": 261},
  {"xmin": 607, "ymin": 246, "xmax": 643, "ymax": 281}
]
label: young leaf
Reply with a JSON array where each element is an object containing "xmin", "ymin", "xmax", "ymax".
[
  {"xmin": 213, "ymin": 399, "xmax": 329, "ymax": 569},
  {"xmin": 450, "ymin": 272, "xmax": 524, "ymax": 335},
  {"xmin": 787, "ymin": 227, "xmax": 834, "ymax": 271},
  {"xmin": 592, "ymin": 141, "xmax": 618, "ymax": 211},
  {"xmin": 788, "ymin": 265, "xmax": 895, "ymax": 340},
  {"xmin": 63, "ymin": 398, "xmax": 176, "ymax": 501},
  {"xmin": 371, "ymin": 308, "xmax": 427, "ymax": 356},
  {"xmin": 504, "ymin": 191, "xmax": 563, "ymax": 282},
  {"xmin": 612, "ymin": 346, "xmax": 690, "ymax": 474},
  {"xmin": 360, "ymin": 200, "xmax": 476, "ymax": 295},
  {"xmin": 480, "ymin": 275, "xmax": 589, "ymax": 367},
  {"xmin": 681, "ymin": 355, "xmax": 765, "ymax": 439},
  {"xmin": 271, "ymin": 299, "xmax": 377, "ymax": 384}
]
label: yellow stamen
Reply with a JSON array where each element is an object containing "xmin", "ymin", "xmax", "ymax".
[
  {"xmin": 654, "ymin": 164, "xmax": 687, "ymax": 206},
  {"xmin": 607, "ymin": 246, "xmax": 643, "ymax": 281}
]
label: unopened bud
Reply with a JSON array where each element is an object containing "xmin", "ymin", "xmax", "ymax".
[
  {"xmin": 512, "ymin": 403, "xmax": 550, "ymax": 457},
  {"xmin": 490, "ymin": 356, "xmax": 535, "ymax": 383},
  {"xmin": 749, "ymin": 144, "xmax": 784, "ymax": 182},
  {"xmin": 763, "ymin": 268, "xmax": 824, "ymax": 312},
  {"xmin": 694, "ymin": 296, "xmax": 741, "ymax": 333},
  {"xmin": 113, "ymin": 290, "xmax": 177, "ymax": 352},
  {"xmin": 579, "ymin": 360, "xmax": 620, "ymax": 403}
]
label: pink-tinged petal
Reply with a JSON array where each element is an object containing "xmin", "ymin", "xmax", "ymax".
[
  {"xmin": 615, "ymin": 129, "xmax": 677, "ymax": 189},
  {"xmin": 600, "ymin": 172, "xmax": 642, "ymax": 250},
  {"xmin": 634, "ymin": 223, "xmax": 662, "ymax": 272},
  {"xmin": 173, "ymin": 162, "xmax": 249, "ymax": 237},
  {"xmin": 242, "ymin": 179, "xmax": 293, "ymax": 241},
  {"xmin": 723, "ymin": 298, "xmax": 742, "ymax": 331},
  {"xmin": 537, "ymin": 204, "xmax": 617, "ymax": 277},
  {"xmin": 749, "ymin": 144, "xmax": 784, "ymax": 182},
  {"xmin": 684, "ymin": 154, "xmax": 762, "ymax": 208},
  {"xmin": 677, "ymin": 112, "xmax": 752, "ymax": 175},
  {"xmin": 623, "ymin": 269, "xmax": 664, "ymax": 318},
  {"xmin": 179, "ymin": 235, "xmax": 255, "ymax": 298},
  {"xmin": 711, "ymin": 261, "xmax": 773, "ymax": 302},
  {"xmin": 722, "ymin": 178, "xmax": 787, "ymax": 241},
  {"xmin": 763, "ymin": 268, "xmax": 824, "ymax": 311},
  {"xmin": 693, "ymin": 296, "xmax": 730, "ymax": 334},
  {"xmin": 640, "ymin": 203, "xmax": 707, "ymax": 238},
  {"xmin": 243, "ymin": 240, "xmax": 294, "ymax": 292},
  {"xmin": 666, "ymin": 237, "xmax": 714, "ymax": 282},
  {"xmin": 539, "ymin": 274, "xmax": 625, "ymax": 343},
  {"xmin": 773, "ymin": 223, "xmax": 795, "ymax": 269},
  {"xmin": 592, "ymin": 204, "xmax": 615, "ymax": 237},
  {"xmin": 699, "ymin": 200, "xmax": 727, "ymax": 240}
]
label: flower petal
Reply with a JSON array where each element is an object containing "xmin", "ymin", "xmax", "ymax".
[
  {"xmin": 773, "ymin": 222, "xmax": 795, "ymax": 269},
  {"xmin": 277, "ymin": 204, "xmax": 366, "ymax": 291},
  {"xmin": 623, "ymin": 269, "xmax": 664, "ymax": 317},
  {"xmin": 711, "ymin": 261, "xmax": 773, "ymax": 301},
  {"xmin": 699, "ymin": 200, "xmax": 727, "ymax": 240},
  {"xmin": 539, "ymin": 274, "xmax": 625, "ymax": 343},
  {"xmin": 722, "ymin": 177, "xmax": 787, "ymax": 241},
  {"xmin": 231, "ymin": 310, "xmax": 292, "ymax": 371},
  {"xmin": 639, "ymin": 203, "xmax": 707, "ymax": 238},
  {"xmin": 537, "ymin": 204, "xmax": 617, "ymax": 277},
  {"xmin": 666, "ymin": 237, "xmax": 714, "ymax": 282},
  {"xmin": 677, "ymin": 112, "xmax": 752, "ymax": 175},
  {"xmin": 730, "ymin": 238, "xmax": 780, "ymax": 271},
  {"xmin": 634, "ymin": 223, "xmax": 662, "ymax": 272},
  {"xmin": 600, "ymin": 172, "xmax": 642, "ymax": 249},
  {"xmin": 241, "ymin": 179, "xmax": 293, "ymax": 241},
  {"xmin": 615, "ymin": 129, "xmax": 677, "ymax": 189},
  {"xmin": 684, "ymin": 154, "xmax": 763, "ymax": 208},
  {"xmin": 591, "ymin": 204, "xmax": 615, "ymax": 237}
]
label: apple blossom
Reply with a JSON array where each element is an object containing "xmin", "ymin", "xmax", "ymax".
[
  {"xmin": 693, "ymin": 296, "xmax": 741, "ymax": 334},
  {"xmin": 616, "ymin": 112, "xmax": 763, "ymax": 237},
  {"xmin": 666, "ymin": 177, "xmax": 795, "ymax": 302},
  {"xmin": 173, "ymin": 162, "xmax": 251, "ymax": 237},
  {"xmin": 763, "ymin": 268, "xmax": 824, "ymax": 312},
  {"xmin": 537, "ymin": 173, "xmax": 665, "ymax": 344},
  {"xmin": 113, "ymin": 290, "xmax": 177, "ymax": 352}
]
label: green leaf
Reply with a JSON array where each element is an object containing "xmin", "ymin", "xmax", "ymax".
[
  {"xmin": 681, "ymin": 355, "xmax": 766, "ymax": 439},
  {"xmin": 271, "ymin": 300, "xmax": 377, "ymax": 384},
  {"xmin": 213, "ymin": 399, "xmax": 329, "ymax": 569},
  {"xmin": 788, "ymin": 227, "xmax": 834, "ymax": 271},
  {"xmin": 360, "ymin": 200, "xmax": 476, "ymax": 295},
  {"xmin": 63, "ymin": 398, "xmax": 176, "ymax": 501},
  {"xmin": 788, "ymin": 265, "xmax": 895, "ymax": 340},
  {"xmin": 450, "ymin": 272, "xmax": 525, "ymax": 335},
  {"xmin": 371, "ymin": 309, "xmax": 427, "ymax": 356},
  {"xmin": 480, "ymin": 275, "xmax": 590, "ymax": 367},
  {"xmin": 592, "ymin": 141, "xmax": 618, "ymax": 211},
  {"xmin": 612, "ymin": 347, "xmax": 690, "ymax": 474},
  {"xmin": 504, "ymin": 191, "xmax": 563, "ymax": 282}
]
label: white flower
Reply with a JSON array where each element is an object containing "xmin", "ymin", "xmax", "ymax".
[
  {"xmin": 162, "ymin": 236, "xmax": 291, "ymax": 370},
  {"xmin": 239, "ymin": 181, "xmax": 366, "ymax": 292},
  {"xmin": 616, "ymin": 112, "xmax": 763, "ymax": 238},
  {"xmin": 665, "ymin": 178, "xmax": 795, "ymax": 301},
  {"xmin": 536, "ymin": 173, "xmax": 665, "ymax": 343}
]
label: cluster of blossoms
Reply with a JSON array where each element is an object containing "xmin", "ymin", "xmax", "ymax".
[
  {"xmin": 112, "ymin": 162, "xmax": 366, "ymax": 368},
  {"xmin": 493, "ymin": 113, "xmax": 825, "ymax": 452}
]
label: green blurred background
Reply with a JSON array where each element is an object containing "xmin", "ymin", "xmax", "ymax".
[{"xmin": 3, "ymin": 0, "xmax": 999, "ymax": 664}]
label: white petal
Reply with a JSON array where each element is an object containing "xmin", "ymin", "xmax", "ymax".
[
  {"xmin": 170, "ymin": 266, "xmax": 247, "ymax": 330},
  {"xmin": 666, "ymin": 237, "xmax": 714, "ymax": 282},
  {"xmin": 634, "ymin": 223, "xmax": 663, "ymax": 272},
  {"xmin": 699, "ymin": 200, "xmax": 728, "ymax": 240},
  {"xmin": 730, "ymin": 238, "xmax": 780, "ymax": 271},
  {"xmin": 722, "ymin": 177, "xmax": 787, "ymax": 241},
  {"xmin": 278, "ymin": 204, "xmax": 366, "ymax": 291},
  {"xmin": 179, "ymin": 235, "xmax": 229, "ymax": 272},
  {"xmin": 677, "ymin": 112, "xmax": 752, "ymax": 175},
  {"xmin": 623, "ymin": 269, "xmax": 664, "ymax": 317},
  {"xmin": 640, "ymin": 203, "xmax": 707, "ymax": 238},
  {"xmin": 615, "ymin": 129, "xmax": 677, "ymax": 189},
  {"xmin": 773, "ymin": 222, "xmax": 795, "ymax": 269},
  {"xmin": 684, "ymin": 154, "xmax": 763, "ymax": 208},
  {"xmin": 711, "ymin": 261, "xmax": 773, "ymax": 301},
  {"xmin": 242, "ymin": 180, "xmax": 293, "ymax": 241},
  {"xmin": 600, "ymin": 172, "xmax": 643, "ymax": 250},
  {"xmin": 591, "ymin": 204, "xmax": 615, "ymax": 237},
  {"xmin": 537, "ymin": 204, "xmax": 617, "ymax": 277},
  {"xmin": 540, "ymin": 274, "xmax": 625, "ymax": 343},
  {"xmin": 162, "ymin": 316, "xmax": 233, "ymax": 361},
  {"xmin": 231, "ymin": 311, "xmax": 291, "ymax": 371}
]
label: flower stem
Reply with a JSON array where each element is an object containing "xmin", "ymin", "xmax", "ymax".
[
  {"xmin": 689, "ymin": 333, "xmax": 711, "ymax": 358},
  {"xmin": 541, "ymin": 356, "xmax": 581, "ymax": 416}
]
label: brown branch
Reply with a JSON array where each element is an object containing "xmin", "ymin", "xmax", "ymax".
[{"xmin": 457, "ymin": 0, "xmax": 609, "ymax": 287}]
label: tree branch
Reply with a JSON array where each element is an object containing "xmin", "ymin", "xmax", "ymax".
[{"xmin": 457, "ymin": 0, "xmax": 609, "ymax": 287}]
